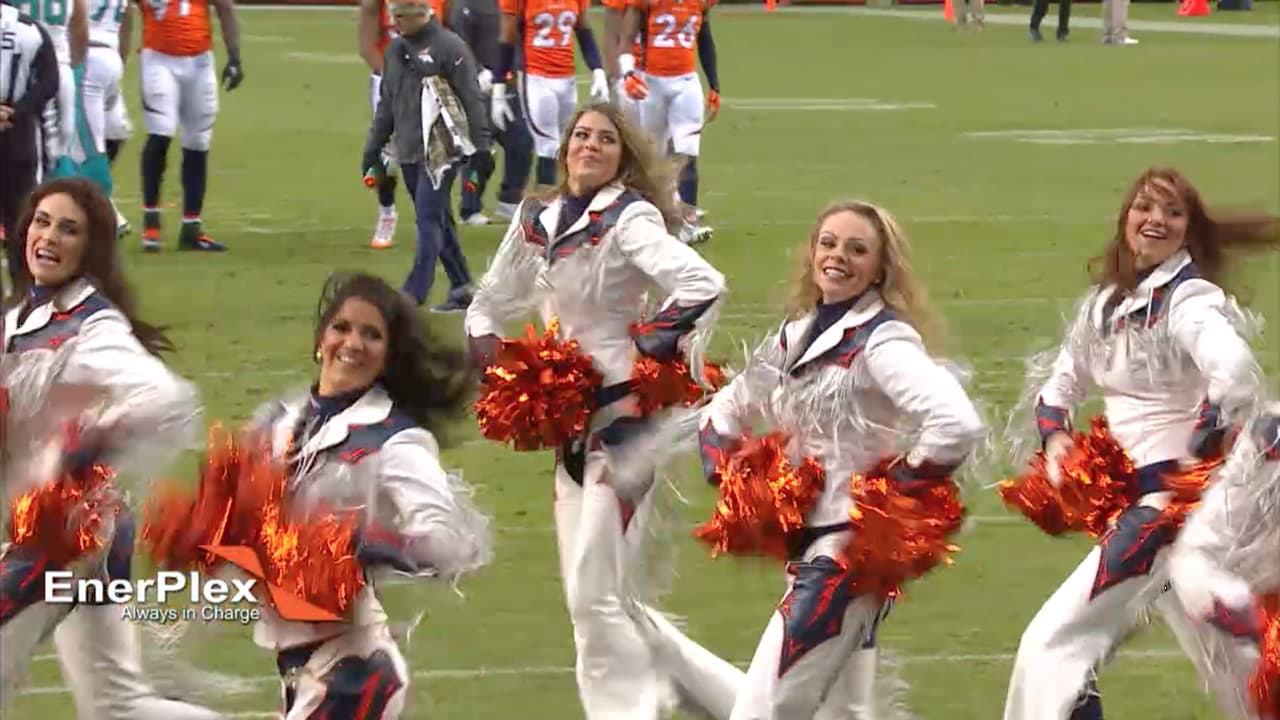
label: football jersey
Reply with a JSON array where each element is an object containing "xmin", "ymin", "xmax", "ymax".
[
  {"xmin": 12, "ymin": 0, "xmax": 72, "ymax": 64},
  {"xmin": 499, "ymin": 0, "xmax": 587, "ymax": 79},
  {"xmin": 629, "ymin": 0, "xmax": 711, "ymax": 77},
  {"xmin": 139, "ymin": 0, "xmax": 212, "ymax": 56},
  {"xmin": 87, "ymin": 0, "xmax": 128, "ymax": 50}
]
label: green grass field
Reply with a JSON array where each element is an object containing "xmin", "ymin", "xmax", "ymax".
[{"xmin": 7, "ymin": 4, "xmax": 1280, "ymax": 718}]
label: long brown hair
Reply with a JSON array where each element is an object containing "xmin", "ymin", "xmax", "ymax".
[
  {"xmin": 785, "ymin": 199, "xmax": 944, "ymax": 351},
  {"xmin": 313, "ymin": 271, "xmax": 475, "ymax": 447},
  {"xmin": 1090, "ymin": 167, "xmax": 1279, "ymax": 295},
  {"xmin": 8, "ymin": 178, "xmax": 174, "ymax": 356},
  {"xmin": 545, "ymin": 102, "xmax": 682, "ymax": 230}
]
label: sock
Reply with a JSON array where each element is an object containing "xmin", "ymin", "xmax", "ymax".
[
  {"xmin": 141, "ymin": 134, "xmax": 171, "ymax": 209},
  {"xmin": 677, "ymin": 157, "xmax": 698, "ymax": 208},
  {"xmin": 536, "ymin": 156, "xmax": 557, "ymax": 187},
  {"xmin": 377, "ymin": 178, "xmax": 396, "ymax": 211},
  {"xmin": 105, "ymin": 139, "xmax": 123, "ymax": 164},
  {"xmin": 143, "ymin": 207, "xmax": 161, "ymax": 232},
  {"xmin": 181, "ymin": 148, "xmax": 208, "ymax": 218}
]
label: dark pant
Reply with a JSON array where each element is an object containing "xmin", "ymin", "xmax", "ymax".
[
  {"xmin": 459, "ymin": 85, "xmax": 533, "ymax": 218},
  {"xmin": 400, "ymin": 162, "xmax": 472, "ymax": 305},
  {"xmin": 1031, "ymin": 0, "xmax": 1071, "ymax": 31},
  {"xmin": 1, "ymin": 161, "xmax": 38, "ymax": 293}
]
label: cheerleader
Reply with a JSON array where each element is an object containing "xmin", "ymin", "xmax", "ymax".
[
  {"xmin": 1168, "ymin": 400, "xmax": 1280, "ymax": 716},
  {"xmin": 1002, "ymin": 167, "xmax": 1279, "ymax": 719},
  {"xmin": 0, "ymin": 177, "xmax": 220, "ymax": 719},
  {"xmin": 464, "ymin": 103, "xmax": 742, "ymax": 719},
  {"xmin": 248, "ymin": 271, "xmax": 492, "ymax": 718},
  {"xmin": 699, "ymin": 199, "xmax": 985, "ymax": 719}
]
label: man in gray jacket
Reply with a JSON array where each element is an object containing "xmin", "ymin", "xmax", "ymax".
[{"xmin": 363, "ymin": 0, "xmax": 492, "ymax": 313}]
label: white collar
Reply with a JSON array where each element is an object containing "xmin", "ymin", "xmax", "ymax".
[
  {"xmin": 4, "ymin": 277, "xmax": 98, "ymax": 343},
  {"xmin": 784, "ymin": 290, "xmax": 887, "ymax": 371},
  {"xmin": 537, "ymin": 181, "xmax": 628, "ymax": 243}
]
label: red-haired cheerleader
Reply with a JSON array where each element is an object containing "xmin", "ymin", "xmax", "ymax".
[
  {"xmin": 1001, "ymin": 167, "xmax": 1279, "ymax": 719},
  {"xmin": 464, "ymin": 103, "xmax": 742, "ymax": 719},
  {"xmin": 698, "ymin": 199, "xmax": 985, "ymax": 719}
]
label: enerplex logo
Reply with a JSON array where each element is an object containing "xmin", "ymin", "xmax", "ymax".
[{"xmin": 44, "ymin": 544, "xmax": 349, "ymax": 623}]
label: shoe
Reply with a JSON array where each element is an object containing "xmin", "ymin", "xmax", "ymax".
[
  {"xmin": 141, "ymin": 228, "xmax": 162, "ymax": 253},
  {"xmin": 430, "ymin": 287, "xmax": 474, "ymax": 314},
  {"xmin": 178, "ymin": 222, "xmax": 227, "ymax": 252},
  {"xmin": 461, "ymin": 212, "xmax": 490, "ymax": 226},
  {"xmin": 1123, "ymin": 36, "xmax": 1139, "ymax": 45},
  {"xmin": 371, "ymin": 212, "xmax": 397, "ymax": 249},
  {"xmin": 493, "ymin": 201, "xmax": 519, "ymax": 221},
  {"xmin": 1057, "ymin": 28, "xmax": 1069, "ymax": 41},
  {"xmin": 1030, "ymin": 27, "xmax": 1044, "ymax": 41},
  {"xmin": 679, "ymin": 221, "xmax": 713, "ymax": 247}
]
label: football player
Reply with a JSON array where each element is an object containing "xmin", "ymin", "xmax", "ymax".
[{"xmin": 133, "ymin": 0, "xmax": 243, "ymax": 252}]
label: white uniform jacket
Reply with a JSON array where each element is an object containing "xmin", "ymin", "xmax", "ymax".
[
  {"xmin": 1034, "ymin": 249, "xmax": 1261, "ymax": 471},
  {"xmin": 700, "ymin": 291, "xmax": 985, "ymax": 529},
  {"xmin": 464, "ymin": 182, "xmax": 726, "ymax": 430},
  {"xmin": 1, "ymin": 277, "xmax": 200, "ymax": 486},
  {"xmin": 251, "ymin": 384, "xmax": 491, "ymax": 651}
]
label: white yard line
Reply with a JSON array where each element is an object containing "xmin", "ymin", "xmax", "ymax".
[
  {"xmin": 21, "ymin": 649, "xmax": 1185, "ymax": 696},
  {"xmin": 236, "ymin": 3, "xmax": 1280, "ymax": 38}
]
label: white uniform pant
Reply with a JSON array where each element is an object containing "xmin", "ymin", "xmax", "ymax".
[
  {"xmin": 84, "ymin": 45, "xmax": 133, "ymax": 153},
  {"xmin": 554, "ymin": 447, "xmax": 741, "ymax": 719},
  {"xmin": 277, "ymin": 625, "xmax": 409, "ymax": 719},
  {"xmin": 1169, "ymin": 479, "xmax": 1271, "ymax": 718},
  {"xmin": 639, "ymin": 71, "xmax": 704, "ymax": 157},
  {"xmin": 53, "ymin": 603, "xmax": 225, "ymax": 720},
  {"xmin": 140, "ymin": 48, "xmax": 219, "ymax": 151},
  {"xmin": 521, "ymin": 73, "xmax": 576, "ymax": 158},
  {"xmin": 1004, "ymin": 496, "xmax": 1260, "ymax": 720},
  {"xmin": 729, "ymin": 530, "xmax": 884, "ymax": 720}
]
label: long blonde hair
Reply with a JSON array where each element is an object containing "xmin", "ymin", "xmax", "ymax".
[
  {"xmin": 785, "ymin": 200, "xmax": 944, "ymax": 351},
  {"xmin": 542, "ymin": 102, "xmax": 682, "ymax": 230}
]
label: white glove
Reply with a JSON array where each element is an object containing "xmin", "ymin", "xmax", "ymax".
[
  {"xmin": 588, "ymin": 67, "xmax": 609, "ymax": 103},
  {"xmin": 490, "ymin": 83, "xmax": 514, "ymax": 131},
  {"xmin": 476, "ymin": 68, "xmax": 494, "ymax": 95}
]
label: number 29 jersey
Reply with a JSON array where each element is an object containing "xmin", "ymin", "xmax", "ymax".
[{"xmin": 499, "ymin": 0, "xmax": 588, "ymax": 79}]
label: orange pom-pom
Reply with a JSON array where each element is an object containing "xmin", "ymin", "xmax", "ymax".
[
  {"xmin": 998, "ymin": 416, "xmax": 1135, "ymax": 538},
  {"xmin": 693, "ymin": 431, "xmax": 824, "ymax": 562},
  {"xmin": 630, "ymin": 357, "xmax": 726, "ymax": 416},
  {"xmin": 844, "ymin": 461, "xmax": 966, "ymax": 600},
  {"xmin": 474, "ymin": 318, "xmax": 603, "ymax": 452},
  {"xmin": 1156, "ymin": 457, "xmax": 1220, "ymax": 532},
  {"xmin": 6, "ymin": 427, "xmax": 118, "ymax": 568},
  {"xmin": 141, "ymin": 427, "xmax": 365, "ymax": 619},
  {"xmin": 1253, "ymin": 592, "xmax": 1280, "ymax": 719},
  {"xmin": 6, "ymin": 466, "xmax": 115, "ymax": 567}
]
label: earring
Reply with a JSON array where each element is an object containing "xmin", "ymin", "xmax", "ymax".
[{"xmin": 314, "ymin": 349, "xmax": 321, "ymax": 362}]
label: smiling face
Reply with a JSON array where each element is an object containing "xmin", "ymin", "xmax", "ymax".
[
  {"xmin": 316, "ymin": 298, "xmax": 389, "ymax": 396},
  {"xmin": 565, "ymin": 110, "xmax": 622, "ymax": 196},
  {"xmin": 25, "ymin": 193, "xmax": 88, "ymax": 287},
  {"xmin": 1124, "ymin": 179, "xmax": 1188, "ymax": 271},
  {"xmin": 810, "ymin": 209, "xmax": 884, "ymax": 305}
]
